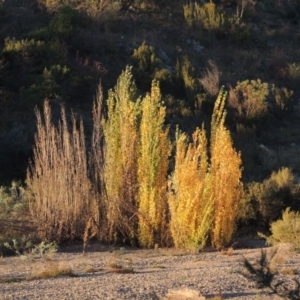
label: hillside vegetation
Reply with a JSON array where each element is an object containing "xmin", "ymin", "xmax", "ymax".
[{"xmin": 1, "ymin": 0, "xmax": 300, "ymax": 251}]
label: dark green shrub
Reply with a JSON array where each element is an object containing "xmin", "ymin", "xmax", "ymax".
[
  {"xmin": 154, "ymin": 68, "xmax": 174, "ymax": 95},
  {"xmin": 288, "ymin": 63, "xmax": 300, "ymax": 87},
  {"xmin": 259, "ymin": 0, "xmax": 300, "ymax": 24},
  {"xmin": 0, "ymin": 181, "xmax": 30, "ymax": 254},
  {"xmin": 0, "ymin": 37, "xmax": 68, "ymax": 108},
  {"xmin": 19, "ymin": 64, "xmax": 71, "ymax": 108},
  {"xmin": 1, "ymin": 38, "xmax": 67, "ymax": 74},
  {"xmin": 244, "ymin": 168, "xmax": 300, "ymax": 226},
  {"xmin": 49, "ymin": 5, "xmax": 80, "ymax": 39},
  {"xmin": 0, "ymin": 0, "xmax": 4, "ymax": 15},
  {"xmin": 175, "ymin": 56, "xmax": 200, "ymax": 109},
  {"xmin": 131, "ymin": 42, "xmax": 161, "ymax": 90},
  {"xmin": 270, "ymin": 85, "xmax": 294, "ymax": 117},
  {"xmin": 26, "ymin": 27, "xmax": 54, "ymax": 42},
  {"xmin": 227, "ymin": 16, "xmax": 252, "ymax": 44}
]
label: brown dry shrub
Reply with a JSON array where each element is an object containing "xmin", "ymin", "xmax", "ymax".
[
  {"xmin": 199, "ymin": 60, "xmax": 221, "ymax": 97},
  {"xmin": 26, "ymin": 100, "xmax": 94, "ymax": 242}
]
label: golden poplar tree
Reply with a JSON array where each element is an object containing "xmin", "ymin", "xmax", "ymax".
[
  {"xmin": 168, "ymin": 87, "xmax": 243, "ymax": 250},
  {"xmin": 210, "ymin": 87, "xmax": 244, "ymax": 249},
  {"xmin": 138, "ymin": 81, "xmax": 171, "ymax": 248},
  {"xmin": 103, "ymin": 66, "xmax": 141, "ymax": 243},
  {"xmin": 168, "ymin": 127, "xmax": 213, "ymax": 250}
]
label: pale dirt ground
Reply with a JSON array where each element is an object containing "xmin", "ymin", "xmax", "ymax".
[{"xmin": 0, "ymin": 241, "xmax": 299, "ymax": 300}]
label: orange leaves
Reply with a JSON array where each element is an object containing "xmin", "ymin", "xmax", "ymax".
[{"xmin": 169, "ymin": 87, "xmax": 243, "ymax": 250}]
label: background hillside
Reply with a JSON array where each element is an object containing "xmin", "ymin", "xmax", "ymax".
[{"xmin": 1, "ymin": 0, "xmax": 300, "ymax": 249}]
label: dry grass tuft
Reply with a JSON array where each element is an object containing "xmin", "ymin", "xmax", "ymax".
[
  {"xmin": 106, "ymin": 262, "xmax": 134, "ymax": 274},
  {"xmin": 105, "ymin": 249, "xmax": 134, "ymax": 274},
  {"xmin": 199, "ymin": 60, "xmax": 221, "ymax": 97},
  {"xmin": 280, "ymin": 267, "xmax": 296, "ymax": 275},
  {"xmin": 26, "ymin": 100, "xmax": 93, "ymax": 241},
  {"xmin": 84, "ymin": 266, "xmax": 103, "ymax": 273},
  {"xmin": 28, "ymin": 262, "xmax": 76, "ymax": 280},
  {"xmin": 220, "ymin": 247, "xmax": 234, "ymax": 256}
]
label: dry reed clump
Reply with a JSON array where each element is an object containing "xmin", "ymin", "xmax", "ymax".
[
  {"xmin": 26, "ymin": 100, "xmax": 95, "ymax": 242},
  {"xmin": 88, "ymin": 85, "xmax": 108, "ymax": 242},
  {"xmin": 82, "ymin": 216, "xmax": 100, "ymax": 252},
  {"xmin": 228, "ymin": 79, "xmax": 269, "ymax": 125},
  {"xmin": 199, "ymin": 60, "xmax": 221, "ymax": 97},
  {"xmin": 28, "ymin": 261, "xmax": 76, "ymax": 280},
  {"xmin": 105, "ymin": 248, "xmax": 134, "ymax": 273}
]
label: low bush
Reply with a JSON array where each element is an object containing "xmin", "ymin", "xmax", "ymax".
[
  {"xmin": 270, "ymin": 85, "xmax": 294, "ymax": 116},
  {"xmin": 183, "ymin": 1, "xmax": 226, "ymax": 36},
  {"xmin": 49, "ymin": 5, "xmax": 80, "ymax": 39},
  {"xmin": 288, "ymin": 63, "xmax": 300, "ymax": 87},
  {"xmin": 227, "ymin": 16, "xmax": 252, "ymax": 44},
  {"xmin": 175, "ymin": 55, "xmax": 200, "ymax": 109},
  {"xmin": 199, "ymin": 60, "xmax": 221, "ymax": 97},
  {"xmin": 265, "ymin": 208, "xmax": 300, "ymax": 247},
  {"xmin": 0, "ymin": 182, "xmax": 31, "ymax": 254},
  {"xmin": 131, "ymin": 42, "xmax": 161, "ymax": 90},
  {"xmin": 228, "ymin": 79, "xmax": 269, "ymax": 125},
  {"xmin": 244, "ymin": 168, "xmax": 300, "ymax": 227}
]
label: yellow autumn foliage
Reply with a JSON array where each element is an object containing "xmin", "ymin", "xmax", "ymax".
[
  {"xmin": 168, "ymin": 127, "xmax": 213, "ymax": 250},
  {"xmin": 138, "ymin": 81, "xmax": 171, "ymax": 248},
  {"xmin": 169, "ymin": 87, "xmax": 243, "ymax": 250},
  {"xmin": 210, "ymin": 88, "xmax": 244, "ymax": 249},
  {"xmin": 103, "ymin": 66, "xmax": 141, "ymax": 243}
]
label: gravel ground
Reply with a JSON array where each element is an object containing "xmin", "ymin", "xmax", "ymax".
[{"xmin": 0, "ymin": 242, "xmax": 299, "ymax": 300}]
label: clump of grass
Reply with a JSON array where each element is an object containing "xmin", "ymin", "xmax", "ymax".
[
  {"xmin": 84, "ymin": 266, "xmax": 103, "ymax": 273},
  {"xmin": 183, "ymin": 1, "xmax": 226, "ymax": 35},
  {"xmin": 150, "ymin": 265, "xmax": 166, "ymax": 269},
  {"xmin": 28, "ymin": 262, "xmax": 76, "ymax": 280},
  {"xmin": 280, "ymin": 267, "xmax": 296, "ymax": 276},
  {"xmin": 26, "ymin": 100, "xmax": 93, "ymax": 242},
  {"xmin": 199, "ymin": 60, "xmax": 221, "ymax": 97},
  {"xmin": 106, "ymin": 248, "xmax": 134, "ymax": 273},
  {"xmin": 288, "ymin": 63, "xmax": 300, "ymax": 86},
  {"xmin": 0, "ymin": 277, "xmax": 25, "ymax": 283},
  {"xmin": 220, "ymin": 247, "xmax": 234, "ymax": 256}
]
